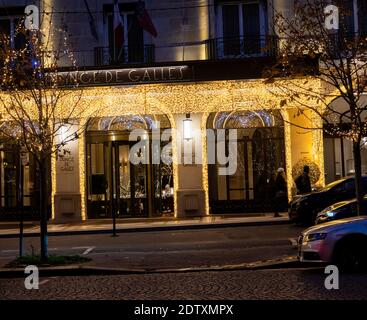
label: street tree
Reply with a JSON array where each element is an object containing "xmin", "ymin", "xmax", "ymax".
[
  {"xmin": 265, "ymin": 0, "xmax": 367, "ymax": 214},
  {"xmin": 0, "ymin": 13, "xmax": 91, "ymax": 260}
]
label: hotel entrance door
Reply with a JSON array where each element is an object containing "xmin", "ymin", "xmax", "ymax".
[
  {"xmin": 88, "ymin": 141, "xmax": 149, "ymax": 218},
  {"xmin": 86, "ymin": 114, "xmax": 174, "ymax": 219},
  {"xmin": 110, "ymin": 142, "xmax": 149, "ymax": 217}
]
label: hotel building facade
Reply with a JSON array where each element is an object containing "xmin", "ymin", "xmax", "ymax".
[{"xmin": 0, "ymin": 0, "xmax": 366, "ymax": 222}]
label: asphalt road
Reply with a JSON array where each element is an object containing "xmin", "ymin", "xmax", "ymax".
[
  {"xmin": 1, "ymin": 268, "xmax": 367, "ymax": 300},
  {"xmin": 0, "ymin": 224, "xmax": 303, "ymax": 269}
]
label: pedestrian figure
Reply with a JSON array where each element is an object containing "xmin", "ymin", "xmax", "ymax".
[
  {"xmin": 273, "ymin": 167, "xmax": 287, "ymax": 217},
  {"xmin": 295, "ymin": 165, "xmax": 312, "ymax": 195}
]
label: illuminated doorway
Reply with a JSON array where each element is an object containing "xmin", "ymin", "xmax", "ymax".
[{"xmin": 86, "ymin": 114, "xmax": 174, "ymax": 219}]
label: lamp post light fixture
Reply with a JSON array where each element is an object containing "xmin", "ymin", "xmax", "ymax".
[{"xmin": 183, "ymin": 113, "xmax": 192, "ymax": 141}]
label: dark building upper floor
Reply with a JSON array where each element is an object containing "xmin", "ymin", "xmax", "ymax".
[
  {"xmin": 0, "ymin": 0, "xmax": 366, "ymax": 70},
  {"xmin": 0, "ymin": 0, "xmax": 281, "ymax": 69}
]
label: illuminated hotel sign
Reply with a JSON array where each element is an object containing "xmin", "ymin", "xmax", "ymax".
[{"xmin": 57, "ymin": 65, "xmax": 192, "ymax": 87}]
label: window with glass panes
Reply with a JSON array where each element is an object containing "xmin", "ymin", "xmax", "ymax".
[
  {"xmin": 217, "ymin": 0, "xmax": 267, "ymax": 56},
  {"xmin": 0, "ymin": 16, "xmax": 26, "ymax": 50}
]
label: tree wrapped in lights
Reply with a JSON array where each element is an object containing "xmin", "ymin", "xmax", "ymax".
[
  {"xmin": 266, "ymin": 0, "xmax": 367, "ymax": 215},
  {"xmin": 0, "ymin": 13, "xmax": 89, "ymax": 260}
]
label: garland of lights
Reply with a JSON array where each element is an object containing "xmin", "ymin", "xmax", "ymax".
[{"xmin": 1, "ymin": 77, "xmax": 331, "ymax": 220}]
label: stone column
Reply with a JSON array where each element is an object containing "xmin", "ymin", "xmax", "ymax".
[
  {"xmin": 281, "ymin": 110, "xmax": 293, "ymax": 201},
  {"xmin": 174, "ymin": 113, "xmax": 206, "ymax": 218},
  {"xmin": 53, "ymin": 123, "xmax": 82, "ymax": 223},
  {"xmin": 287, "ymin": 109, "xmax": 324, "ymax": 193}
]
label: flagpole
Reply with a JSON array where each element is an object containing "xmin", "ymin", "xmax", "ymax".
[
  {"xmin": 113, "ymin": 18, "xmax": 116, "ymax": 62},
  {"xmin": 122, "ymin": 16, "xmax": 134, "ymax": 63},
  {"xmin": 117, "ymin": 16, "xmax": 125, "ymax": 62},
  {"xmin": 182, "ymin": 0, "xmax": 186, "ymax": 61},
  {"xmin": 113, "ymin": 1, "xmax": 116, "ymax": 62}
]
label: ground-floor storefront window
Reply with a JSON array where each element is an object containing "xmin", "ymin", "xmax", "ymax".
[
  {"xmin": 86, "ymin": 114, "xmax": 173, "ymax": 219},
  {"xmin": 324, "ymin": 133, "xmax": 367, "ymax": 184},
  {"xmin": 0, "ymin": 139, "xmax": 50, "ymax": 220},
  {"xmin": 207, "ymin": 110, "xmax": 287, "ymax": 213},
  {"xmin": 323, "ymin": 96, "xmax": 367, "ymax": 184}
]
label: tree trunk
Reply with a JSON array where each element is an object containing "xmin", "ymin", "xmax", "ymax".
[
  {"xmin": 17, "ymin": 144, "xmax": 24, "ymax": 257},
  {"xmin": 39, "ymin": 157, "xmax": 48, "ymax": 261},
  {"xmin": 353, "ymin": 140, "xmax": 363, "ymax": 216}
]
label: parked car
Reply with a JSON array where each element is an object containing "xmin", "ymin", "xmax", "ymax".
[
  {"xmin": 315, "ymin": 197, "xmax": 367, "ymax": 224},
  {"xmin": 298, "ymin": 216, "xmax": 367, "ymax": 272},
  {"xmin": 289, "ymin": 176, "xmax": 367, "ymax": 225}
]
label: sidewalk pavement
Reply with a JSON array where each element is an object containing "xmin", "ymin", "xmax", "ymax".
[{"xmin": 0, "ymin": 213, "xmax": 290, "ymax": 238}]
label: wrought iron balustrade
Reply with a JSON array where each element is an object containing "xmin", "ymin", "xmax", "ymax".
[{"xmin": 206, "ymin": 35, "xmax": 278, "ymax": 60}]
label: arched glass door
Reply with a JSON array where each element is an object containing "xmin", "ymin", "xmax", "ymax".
[
  {"xmin": 207, "ymin": 110, "xmax": 286, "ymax": 213},
  {"xmin": 86, "ymin": 114, "xmax": 174, "ymax": 219}
]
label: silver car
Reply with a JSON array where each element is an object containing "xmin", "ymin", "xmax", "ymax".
[{"xmin": 298, "ymin": 216, "xmax": 367, "ymax": 271}]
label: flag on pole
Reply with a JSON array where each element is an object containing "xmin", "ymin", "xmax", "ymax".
[
  {"xmin": 83, "ymin": 0, "xmax": 99, "ymax": 41},
  {"xmin": 113, "ymin": 0, "xmax": 124, "ymax": 48},
  {"xmin": 136, "ymin": 1, "xmax": 157, "ymax": 37}
]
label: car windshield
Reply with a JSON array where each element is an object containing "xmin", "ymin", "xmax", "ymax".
[{"xmin": 320, "ymin": 178, "xmax": 347, "ymax": 191}]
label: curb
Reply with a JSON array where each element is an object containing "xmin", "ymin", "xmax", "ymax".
[
  {"xmin": 0, "ymin": 219, "xmax": 291, "ymax": 239},
  {"xmin": 0, "ymin": 256, "xmax": 325, "ymax": 278}
]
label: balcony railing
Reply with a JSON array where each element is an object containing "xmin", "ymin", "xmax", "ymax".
[
  {"xmin": 206, "ymin": 35, "xmax": 278, "ymax": 60},
  {"xmin": 73, "ymin": 44, "xmax": 155, "ymax": 67},
  {"xmin": 65, "ymin": 37, "xmax": 277, "ymax": 69}
]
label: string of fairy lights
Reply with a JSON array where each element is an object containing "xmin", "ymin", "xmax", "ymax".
[
  {"xmin": 0, "ymin": 64, "xmax": 333, "ymax": 219},
  {"xmin": 66, "ymin": 79, "xmax": 326, "ymax": 218}
]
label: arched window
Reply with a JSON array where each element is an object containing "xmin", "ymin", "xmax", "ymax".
[
  {"xmin": 207, "ymin": 110, "xmax": 284, "ymax": 129},
  {"xmin": 86, "ymin": 114, "xmax": 171, "ymax": 132},
  {"xmin": 207, "ymin": 110, "xmax": 286, "ymax": 214}
]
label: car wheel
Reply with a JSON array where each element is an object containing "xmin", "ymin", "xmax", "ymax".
[{"xmin": 334, "ymin": 238, "xmax": 367, "ymax": 273}]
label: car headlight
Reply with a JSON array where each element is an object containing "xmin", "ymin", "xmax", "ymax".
[
  {"xmin": 325, "ymin": 211, "xmax": 336, "ymax": 217},
  {"xmin": 305, "ymin": 233, "xmax": 328, "ymax": 242}
]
